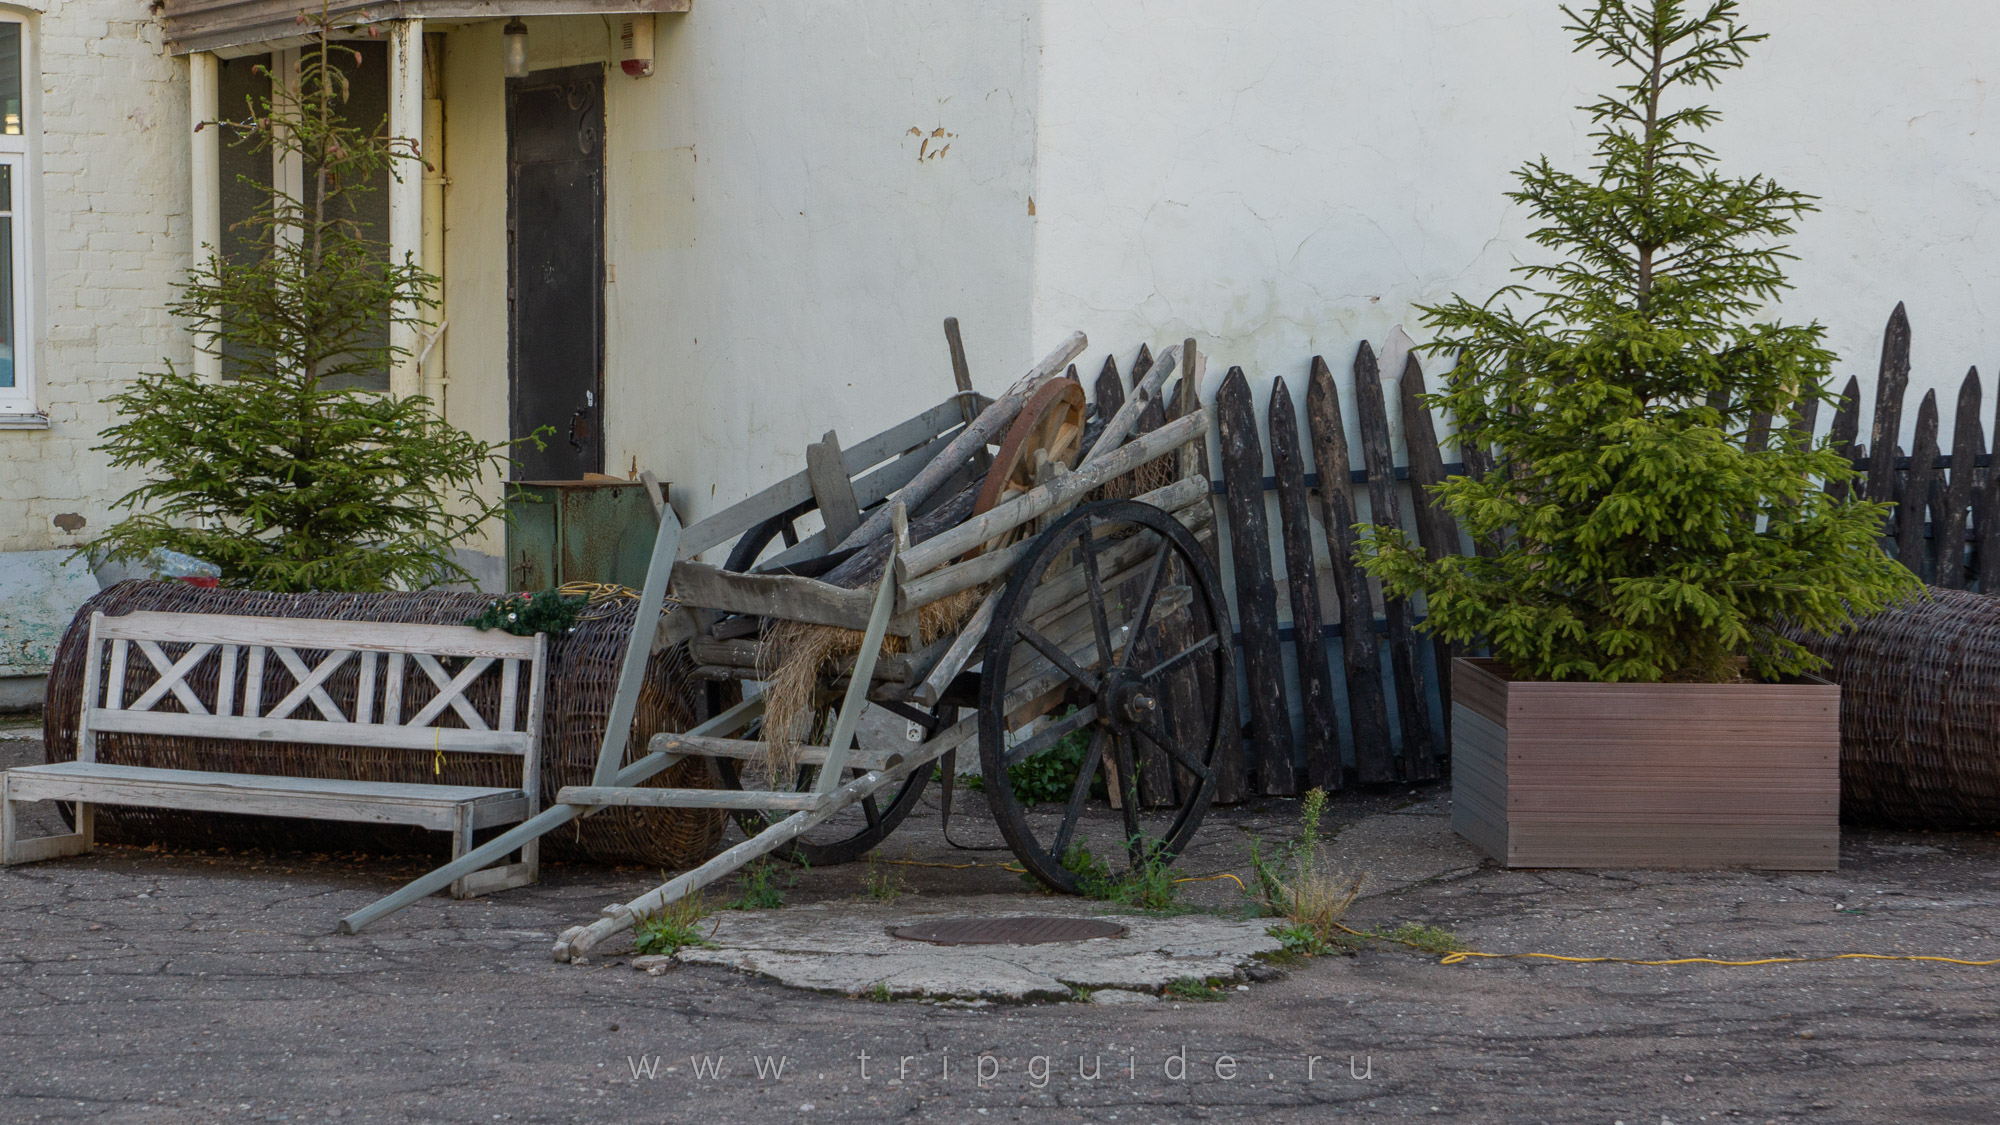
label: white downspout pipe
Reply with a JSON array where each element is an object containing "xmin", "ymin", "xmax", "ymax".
[
  {"xmin": 189, "ymin": 51, "xmax": 220, "ymax": 383},
  {"xmin": 387, "ymin": 20, "xmax": 425, "ymax": 399}
]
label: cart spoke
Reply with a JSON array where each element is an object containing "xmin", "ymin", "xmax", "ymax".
[
  {"xmin": 1017, "ymin": 623, "xmax": 1101, "ymax": 693},
  {"xmin": 1113, "ymin": 733, "xmax": 1143, "ymax": 847},
  {"xmin": 1077, "ymin": 519, "xmax": 1117, "ymax": 673},
  {"xmin": 1004, "ymin": 704, "xmax": 1099, "ymax": 767},
  {"xmin": 1051, "ymin": 728, "xmax": 1106, "ymax": 859},
  {"xmin": 1138, "ymin": 633, "xmax": 1220, "ymax": 685},
  {"xmin": 861, "ymin": 794, "xmax": 883, "ymax": 830},
  {"xmin": 1131, "ymin": 709, "xmax": 1210, "ymax": 780},
  {"xmin": 1115, "ymin": 538, "xmax": 1175, "ymax": 671}
]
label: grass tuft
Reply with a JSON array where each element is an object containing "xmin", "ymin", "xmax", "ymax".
[
  {"xmin": 1248, "ymin": 788, "xmax": 1363, "ymax": 954},
  {"xmin": 632, "ymin": 893, "xmax": 717, "ymax": 957}
]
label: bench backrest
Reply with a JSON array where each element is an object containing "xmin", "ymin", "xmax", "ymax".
[{"xmin": 76, "ymin": 612, "xmax": 548, "ymax": 784}]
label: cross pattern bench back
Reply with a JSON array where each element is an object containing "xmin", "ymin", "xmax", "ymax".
[{"xmin": 1, "ymin": 610, "xmax": 549, "ymax": 899}]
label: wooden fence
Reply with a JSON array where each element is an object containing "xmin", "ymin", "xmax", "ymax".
[{"xmin": 1097, "ymin": 304, "xmax": 1991, "ymax": 802}]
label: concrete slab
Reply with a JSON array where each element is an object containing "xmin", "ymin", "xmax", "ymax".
[{"xmin": 665, "ymin": 894, "xmax": 1283, "ymax": 1001}]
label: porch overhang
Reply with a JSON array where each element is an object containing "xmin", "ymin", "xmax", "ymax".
[{"xmin": 160, "ymin": 0, "xmax": 691, "ymax": 57}]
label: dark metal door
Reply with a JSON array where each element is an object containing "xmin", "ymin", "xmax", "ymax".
[{"xmin": 508, "ymin": 65, "xmax": 605, "ymax": 481}]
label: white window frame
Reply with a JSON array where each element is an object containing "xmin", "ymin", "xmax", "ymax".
[{"xmin": 0, "ymin": 11, "xmax": 37, "ymax": 423}]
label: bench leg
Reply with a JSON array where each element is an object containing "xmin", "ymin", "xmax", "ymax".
[
  {"xmin": 447, "ymin": 806, "xmax": 540, "ymax": 899},
  {"xmin": 2, "ymin": 776, "xmax": 94, "ymax": 867},
  {"xmin": 448, "ymin": 803, "xmax": 475, "ymax": 899}
]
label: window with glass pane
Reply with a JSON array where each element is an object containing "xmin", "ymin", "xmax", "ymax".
[
  {"xmin": 0, "ymin": 23, "xmax": 19, "ymax": 136},
  {"xmin": 0, "ymin": 164, "xmax": 14, "ymax": 390}
]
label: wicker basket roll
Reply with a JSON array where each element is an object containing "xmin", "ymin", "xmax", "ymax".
[
  {"xmin": 41, "ymin": 581, "xmax": 725, "ymax": 868},
  {"xmin": 1787, "ymin": 586, "xmax": 2000, "ymax": 829}
]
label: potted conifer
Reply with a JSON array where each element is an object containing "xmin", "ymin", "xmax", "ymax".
[{"xmin": 1360, "ymin": 0, "xmax": 1918, "ymax": 870}]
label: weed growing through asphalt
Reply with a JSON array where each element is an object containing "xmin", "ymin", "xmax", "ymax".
[
  {"xmin": 865, "ymin": 982, "xmax": 893, "ymax": 1002},
  {"xmin": 1164, "ymin": 976, "xmax": 1228, "ymax": 1002},
  {"xmin": 863, "ymin": 852, "xmax": 906, "ymax": 903},
  {"xmin": 1380, "ymin": 922, "xmax": 1466, "ymax": 955},
  {"xmin": 1248, "ymin": 788, "xmax": 1363, "ymax": 953},
  {"xmin": 632, "ymin": 893, "xmax": 716, "ymax": 957},
  {"xmin": 727, "ymin": 857, "xmax": 797, "ymax": 910}
]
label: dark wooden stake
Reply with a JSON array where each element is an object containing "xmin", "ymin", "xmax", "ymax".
[
  {"xmin": 1898, "ymin": 391, "xmax": 1940, "ymax": 577},
  {"xmin": 1306, "ymin": 356, "xmax": 1394, "ymax": 784},
  {"xmin": 1827, "ymin": 376, "xmax": 1863, "ymax": 503},
  {"xmin": 1938, "ymin": 368, "xmax": 1983, "ymax": 589},
  {"xmin": 1353, "ymin": 343, "xmax": 1435, "ymax": 782},
  {"xmin": 1866, "ymin": 302, "xmax": 1912, "ymax": 507},
  {"xmin": 1397, "ymin": 354, "xmax": 1460, "ymax": 749},
  {"xmin": 1216, "ymin": 366, "xmax": 1296, "ymax": 796},
  {"xmin": 1268, "ymin": 375, "xmax": 1339, "ymax": 791}
]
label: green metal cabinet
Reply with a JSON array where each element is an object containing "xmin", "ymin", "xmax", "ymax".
[{"xmin": 503, "ymin": 480, "xmax": 659, "ymax": 592}]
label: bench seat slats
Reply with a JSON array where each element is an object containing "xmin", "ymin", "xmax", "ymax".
[{"xmin": 7, "ymin": 762, "xmax": 529, "ymax": 832}]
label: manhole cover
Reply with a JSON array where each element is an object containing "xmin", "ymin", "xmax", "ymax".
[{"xmin": 890, "ymin": 916, "xmax": 1128, "ymax": 946}]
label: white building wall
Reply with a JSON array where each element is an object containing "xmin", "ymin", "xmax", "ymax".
[
  {"xmin": 1, "ymin": 0, "xmax": 190, "ymax": 554},
  {"xmin": 1030, "ymin": 0, "xmax": 2000, "ymax": 455}
]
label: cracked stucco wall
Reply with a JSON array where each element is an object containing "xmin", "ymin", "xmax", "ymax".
[
  {"xmin": 1028, "ymin": 0, "xmax": 2000, "ymax": 454},
  {"xmin": 0, "ymin": 2, "xmax": 190, "ymax": 557}
]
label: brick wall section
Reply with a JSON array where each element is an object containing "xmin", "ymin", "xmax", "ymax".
[{"xmin": 2, "ymin": 4, "xmax": 191, "ymax": 555}]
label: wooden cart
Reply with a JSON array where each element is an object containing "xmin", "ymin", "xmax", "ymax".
[{"xmin": 340, "ymin": 327, "xmax": 1233, "ymax": 961}]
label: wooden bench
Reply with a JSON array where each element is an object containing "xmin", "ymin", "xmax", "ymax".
[{"xmin": 1, "ymin": 610, "xmax": 548, "ymax": 899}]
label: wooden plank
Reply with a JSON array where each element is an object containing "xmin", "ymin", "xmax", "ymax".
[
  {"xmin": 670, "ymin": 560, "xmax": 877, "ymax": 631},
  {"xmin": 1397, "ymin": 353, "xmax": 1461, "ymax": 750},
  {"xmin": 805, "ymin": 431, "xmax": 863, "ymax": 546},
  {"xmin": 1825, "ymin": 376, "xmax": 1863, "ymax": 502},
  {"xmin": 1216, "ymin": 366, "xmax": 1295, "ymax": 796},
  {"xmin": 1938, "ymin": 367, "xmax": 1983, "ymax": 588},
  {"xmin": 1353, "ymin": 342, "xmax": 1436, "ymax": 782},
  {"xmin": 85, "ymin": 708, "xmax": 534, "ymax": 754},
  {"xmin": 1897, "ymin": 389, "xmax": 1940, "ymax": 576},
  {"xmin": 96, "ymin": 611, "xmax": 541, "ymax": 659},
  {"xmin": 835, "ymin": 332, "xmax": 1088, "ymax": 551},
  {"xmin": 1866, "ymin": 302, "xmax": 1912, "ymax": 505},
  {"xmin": 650, "ymin": 733, "xmax": 904, "ymax": 773},
  {"xmin": 1267, "ymin": 375, "xmax": 1339, "ymax": 792},
  {"xmin": 556, "ymin": 786, "xmax": 829, "ymax": 812},
  {"xmin": 1306, "ymin": 356, "xmax": 1393, "ymax": 785},
  {"xmin": 895, "ymin": 411, "xmax": 1207, "ymax": 578},
  {"xmin": 943, "ymin": 317, "xmax": 979, "ymax": 426}
]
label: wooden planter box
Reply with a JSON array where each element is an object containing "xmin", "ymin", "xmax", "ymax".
[{"xmin": 1450, "ymin": 658, "xmax": 1839, "ymax": 870}]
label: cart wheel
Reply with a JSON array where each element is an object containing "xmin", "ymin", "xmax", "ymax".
[
  {"xmin": 967, "ymin": 377, "xmax": 1088, "ymax": 555},
  {"xmin": 710, "ymin": 705, "xmax": 949, "ymax": 867},
  {"xmin": 977, "ymin": 499, "xmax": 1232, "ymax": 893}
]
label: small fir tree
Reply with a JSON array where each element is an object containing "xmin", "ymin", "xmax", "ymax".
[
  {"xmin": 1360, "ymin": 0, "xmax": 1917, "ymax": 684},
  {"xmin": 87, "ymin": 13, "xmax": 516, "ymax": 592}
]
